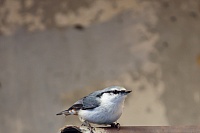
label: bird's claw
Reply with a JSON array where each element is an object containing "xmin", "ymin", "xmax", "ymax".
[
  {"xmin": 111, "ymin": 122, "xmax": 120, "ymax": 130},
  {"xmin": 81, "ymin": 122, "xmax": 95, "ymax": 133}
]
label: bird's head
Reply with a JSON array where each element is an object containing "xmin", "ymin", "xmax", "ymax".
[{"xmin": 96, "ymin": 86, "xmax": 132, "ymax": 103}]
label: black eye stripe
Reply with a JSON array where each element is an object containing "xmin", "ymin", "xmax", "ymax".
[
  {"xmin": 96, "ymin": 90, "xmax": 125, "ymax": 97},
  {"xmin": 107, "ymin": 90, "xmax": 124, "ymax": 94}
]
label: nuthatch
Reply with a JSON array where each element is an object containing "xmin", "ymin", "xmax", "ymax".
[{"xmin": 57, "ymin": 86, "xmax": 132, "ymax": 131}]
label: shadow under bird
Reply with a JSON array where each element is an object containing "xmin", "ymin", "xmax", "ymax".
[{"xmin": 56, "ymin": 86, "xmax": 132, "ymax": 131}]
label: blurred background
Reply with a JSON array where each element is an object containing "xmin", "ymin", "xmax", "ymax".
[{"xmin": 0, "ymin": 0, "xmax": 200, "ymax": 133}]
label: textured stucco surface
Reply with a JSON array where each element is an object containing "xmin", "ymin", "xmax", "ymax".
[
  {"xmin": 157, "ymin": 1, "xmax": 200, "ymax": 124},
  {"xmin": 0, "ymin": 0, "xmax": 200, "ymax": 133},
  {"xmin": 0, "ymin": 0, "xmax": 138, "ymax": 35}
]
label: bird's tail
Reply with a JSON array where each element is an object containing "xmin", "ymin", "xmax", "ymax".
[{"xmin": 56, "ymin": 110, "xmax": 70, "ymax": 116}]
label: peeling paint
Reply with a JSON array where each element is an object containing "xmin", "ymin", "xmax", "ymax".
[
  {"xmin": 0, "ymin": 0, "xmax": 22, "ymax": 35},
  {"xmin": 0, "ymin": 0, "xmax": 140, "ymax": 35}
]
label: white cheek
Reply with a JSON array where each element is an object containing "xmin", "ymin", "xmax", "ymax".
[
  {"xmin": 100, "ymin": 93, "xmax": 120, "ymax": 103},
  {"xmin": 100, "ymin": 93, "xmax": 111, "ymax": 103}
]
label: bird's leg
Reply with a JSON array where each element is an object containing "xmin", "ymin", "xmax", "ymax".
[
  {"xmin": 115, "ymin": 123, "xmax": 120, "ymax": 130},
  {"xmin": 81, "ymin": 121, "xmax": 95, "ymax": 133},
  {"xmin": 110, "ymin": 122, "xmax": 120, "ymax": 130}
]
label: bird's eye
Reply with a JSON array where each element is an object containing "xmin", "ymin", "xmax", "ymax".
[{"xmin": 113, "ymin": 90, "xmax": 118, "ymax": 94}]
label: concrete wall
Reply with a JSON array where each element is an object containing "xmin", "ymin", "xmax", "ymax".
[{"xmin": 0, "ymin": 0, "xmax": 200, "ymax": 133}]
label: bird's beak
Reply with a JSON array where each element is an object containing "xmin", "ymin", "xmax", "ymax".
[{"xmin": 125, "ymin": 90, "xmax": 132, "ymax": 94}]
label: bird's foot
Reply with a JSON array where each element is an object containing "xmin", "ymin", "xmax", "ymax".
[
  {"xmin": 111, "ymin": 122, "xmax": 120, "ymax": 130},
  {"xmin": 81, "ymin": 121, "xmax": 95, "ymax": 133}
]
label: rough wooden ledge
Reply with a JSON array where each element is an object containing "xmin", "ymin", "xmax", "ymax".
[
  {"xmin": 101, "ymin": 126, "xmax": 200, "ymax": 133},
  {"xmin": 59, "ymin": 125, "xmax": 200, "ymax": 133}
]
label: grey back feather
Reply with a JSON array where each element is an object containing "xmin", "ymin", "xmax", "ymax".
[
  {"xmin": 81, "ymin": 90, "xmax": 101, "ymax": 110},
  {"xmin": 69, "ymin": 90, "xmax": 102, "ymax": 110}
]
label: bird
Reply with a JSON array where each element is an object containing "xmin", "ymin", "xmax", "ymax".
[{"xmin": 56, "ymin": 86, "xmax": 132, "ymax": 131}]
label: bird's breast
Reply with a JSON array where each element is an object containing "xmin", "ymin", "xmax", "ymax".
[{"xmin": 78, "ymin": 100, "xmax": 125, "ymax": 124}]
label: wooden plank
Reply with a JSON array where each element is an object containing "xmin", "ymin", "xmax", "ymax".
[
  {"xmin": 101, "ymin": 126, "xmax": 200, "ymax": 133},
  {"xmin": 59, "ymin": 125, "xmax": 200, "ymax": 133}
]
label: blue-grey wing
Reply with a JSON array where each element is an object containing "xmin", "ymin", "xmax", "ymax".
[
  {"xmin": 69, "ymin": 90, "xmax": 101, "ymax": 110},
  {"xmin": 82, "ymin": 95, "xmax": 100, "ymax": 110}
]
